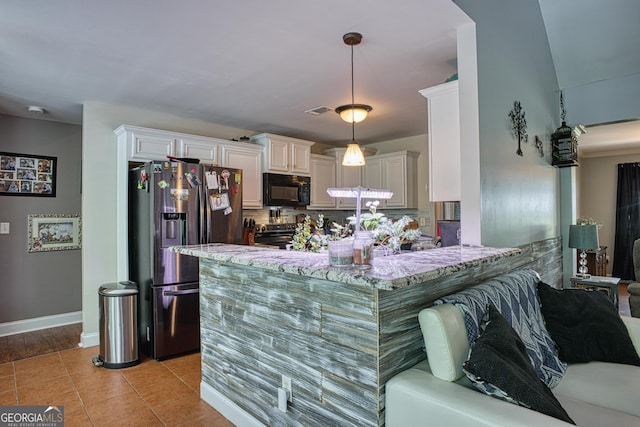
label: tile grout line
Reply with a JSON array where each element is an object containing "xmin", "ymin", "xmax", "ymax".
[
  {"xmin": 119, "ymin": 365, "xmax": 167, "ymax": 426},
  {"xmin": 58, "ymin": 350, "xmax": 95, "ymax": 426}
]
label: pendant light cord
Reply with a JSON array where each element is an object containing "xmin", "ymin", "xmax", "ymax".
[{"xmin": 350, "ymin": 42, "xmax": 356, "ymax": 140}]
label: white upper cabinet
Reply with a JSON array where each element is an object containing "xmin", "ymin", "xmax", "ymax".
[
  {"xmin": 419, "ymin": 80, "xmax": 461, "ymax": 202},
  {"xmin": 309, "ymin": 154, "xmax": 336, "ymax": 209},
  {"xmin": 363, "ymin": 151, "xmax": 418, "ymax": 208},
  {"xmin": 251, "ymin": 133, "xmax": 314, "ymax": 176},
  {"xmin": 115, "ymin": 125, "xmax": 178, "ymax": 161},
  {"xmin": 220, "ymin": 144, "xmax": 263, "ymax": 209},
  {"xmin": 115, "ymin": 125, "xmax": 263, "ymax": 208},
  {"xmin": 180, "ymin": 137, "xmax": 220, "ymax": 165}
]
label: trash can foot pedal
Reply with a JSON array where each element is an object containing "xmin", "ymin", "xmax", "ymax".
[{"xmin": 92, "ymin": 356, "xmax": 104, "ymax": 367}]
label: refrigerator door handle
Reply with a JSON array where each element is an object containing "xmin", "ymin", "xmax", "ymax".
[
  {"xmin": 200, "ymin": 182, "xmax": 210, "ymax": 244},
  {"xmin": 163, "ymin": 288, "xmax": 200, "ymax": 296}
]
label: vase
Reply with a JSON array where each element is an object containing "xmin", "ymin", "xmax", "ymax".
[
  {"xmin": 328, "ymin": 240, "xmax": 354, "ymax": 267},
  {"xmin": 353, "ymin": 231, "xmax": 374, "ymax": 269}
]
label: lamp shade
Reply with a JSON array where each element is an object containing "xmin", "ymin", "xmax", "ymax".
[
  {"xmin": 342, "ymin": 143, "xmax": 366, "ymax": 166},
  {"xmin": 568, "ymin": 224, "xmax": 599, "ymax": 250}
]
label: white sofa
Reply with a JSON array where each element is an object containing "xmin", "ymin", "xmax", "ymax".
[{"xmin": 386, "ymin": 274, "xmax": 640, "ymax": 427}]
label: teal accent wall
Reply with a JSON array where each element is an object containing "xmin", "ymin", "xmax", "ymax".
[{"xmin": 455, "ymin": 0, "xmax": 561, "ymax": 248}]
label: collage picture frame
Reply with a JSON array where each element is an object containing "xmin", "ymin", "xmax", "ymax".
[{"xmin": 0, "ymin": 152, "xmax": 57, "ymax": 196}]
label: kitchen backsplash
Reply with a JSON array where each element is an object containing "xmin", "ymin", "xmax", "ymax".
[{"xmin": 243, "ymin": 207, "xmax": 434, "ymax": 235}]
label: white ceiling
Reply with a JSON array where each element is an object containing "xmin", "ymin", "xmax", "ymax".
[
  {"xmin": 539, "ymin": 0, "xmax": 640, "ymax": 155},
  {"xmin": 0, "ymin": 0, "xmax": 469, "ymax": 146},
  {"xmin": 0, "ymin": 0, "xmax": 638, "ymax": 151}
]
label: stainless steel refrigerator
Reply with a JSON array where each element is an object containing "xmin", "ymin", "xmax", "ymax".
[{"xmin": 128, "ymin": 160, "xmax": 243, "ymax": 359}]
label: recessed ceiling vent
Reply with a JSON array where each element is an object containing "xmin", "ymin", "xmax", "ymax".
[{"xmin": 304, "ymin": 106, "xmax": 333, "ymax": 116}]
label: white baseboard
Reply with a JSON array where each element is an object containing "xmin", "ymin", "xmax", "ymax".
[
  {"xmin": 80, "ymin": 331, "xmax": 99, "ymax": 348},
  {"xmin": 200, "ymin": 381, "xmax": 265, "ymax": 427},
  {"xmin": 0, "ymin": 311, "xmax": 82, "ymax": 337}
]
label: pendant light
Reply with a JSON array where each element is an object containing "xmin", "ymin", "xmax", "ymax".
[{"xmin": 336, "ymin": 32, "xmax": 371, "ymax": 166}]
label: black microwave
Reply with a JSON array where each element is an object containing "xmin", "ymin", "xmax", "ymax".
[{"xmin": 263, "ymin": 173, "xmax": 310, "ymax": 207}]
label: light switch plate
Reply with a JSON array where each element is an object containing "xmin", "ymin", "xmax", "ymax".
[{"xmin": 0, "ymin": 222, "xmax": 9, "ymax": 234}]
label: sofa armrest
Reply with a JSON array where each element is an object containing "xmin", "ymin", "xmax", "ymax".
[
  {"xmin": 386, "ymin": 360, "xmax": 574, "ymax": 427},
  {"xmin": 621, "ymin": 315, "xmax": 640, "ymax": 354}
]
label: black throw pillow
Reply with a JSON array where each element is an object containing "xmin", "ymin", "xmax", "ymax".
[
  {"xmin": 537, "ymin": 281, "xmax": 640, "ymax": 365},
  {"xmin": 463, "ymin": 305, "xmax": 575, "ymax": 424}
]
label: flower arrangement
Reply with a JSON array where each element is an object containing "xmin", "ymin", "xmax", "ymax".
[
  {"xmin": 576, "ymin": 217, "xmax": 602, "ymax": 229},
  {"xmin": 291, "ymin": 215, "xmax": 354, "ymax": 252},
  {"xmin": 291, "ymin": 215, "xmax": 326, "ymax": 252},
  {"xmin": 290, "ymin": 201, "xmax": 422, "ymax": 254},
  {"xmin": 373, "ymin": 215, "xmax": 422, "ymax": 252},
  {"xmin": 346, "ymin": 201, "xmax": 422, "ymax": 252},
  {"xmin": 346, "ymin": 201, "xmax": 386, "ymax": 231}
]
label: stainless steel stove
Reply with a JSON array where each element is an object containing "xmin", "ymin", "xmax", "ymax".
[{"xmin": 253, "ymin": 223, "xmax": 297, "ymax": 249}]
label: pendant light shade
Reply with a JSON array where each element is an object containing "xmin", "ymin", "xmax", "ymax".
[
  {"xmin": 342, "ymin": 143, "xmax": 366, "ymax": 166},
  {"xmin": 337, "ymin": 32, "xmax": 371, "ymax": 167}
]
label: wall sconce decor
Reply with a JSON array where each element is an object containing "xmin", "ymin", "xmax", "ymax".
[
  {"xmin": 551, "ymin": 91, "xmax": 579, "ymax": 167},
  {"xmin": 508, "ymin": 101, "xmax": 528, "ymax": 157}
]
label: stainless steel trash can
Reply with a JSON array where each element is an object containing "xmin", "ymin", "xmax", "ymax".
[{"xmin": 94, "ymin": 281, "xmax": 139, "ymax": 369}]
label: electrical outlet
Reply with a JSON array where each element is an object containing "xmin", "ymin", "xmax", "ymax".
[
  {"xmin": 282, "ymin": 375, "xmax": 292, "ymax": 403},
  {"xmin": 0, "ymin": 222, "xmax": 9, "ymax": 234},
  {"xmin": 419, "ymin": 217, "xmax": 426, "ymax": 227}
]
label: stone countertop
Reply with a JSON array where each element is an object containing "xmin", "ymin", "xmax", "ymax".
[{"xmin": 171, "ymin": 244, "xmax": 521, "ymax": 291}]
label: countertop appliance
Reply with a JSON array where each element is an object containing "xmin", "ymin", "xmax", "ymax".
[
  {"xmin": 128, "ymin": 160, "xmax": 243, "ymax": 359},
  {"xmin": 253, "ymin": 223, "xmax": 297, "ymax": 249},
  {"xmin": 263, "ymin": 173, "xmax": 310, "ymax": 207}
]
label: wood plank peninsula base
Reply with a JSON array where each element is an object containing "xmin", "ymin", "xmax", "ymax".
[{"xmin": 172, "ymin": 244, "xmax": 521, "ymax": 426}]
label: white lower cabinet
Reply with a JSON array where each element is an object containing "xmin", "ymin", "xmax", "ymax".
[{"xmin": 309, "ymin": 154, "xmax": 336, "ymax": 209}]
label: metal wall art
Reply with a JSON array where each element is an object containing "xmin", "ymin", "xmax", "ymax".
[
  {"xmin": 0, "ymin": 152, "xmax": 56, "ymax": 196},
  {"xmin": 508, "ymin": 101, "xmax": 528, "ymax": 156}
]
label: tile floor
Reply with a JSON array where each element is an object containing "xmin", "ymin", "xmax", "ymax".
[
  {"xmin": 0, "ymin": 284, "xmax": 632, "ymax": 426},
  {"xmin": 0, "ymin": 344, "xmax": 233, "ymax": 426}
]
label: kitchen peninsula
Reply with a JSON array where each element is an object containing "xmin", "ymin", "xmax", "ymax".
[{"xmin": 172, "ymin": 244, "xmax": 521, "ymax": 427}]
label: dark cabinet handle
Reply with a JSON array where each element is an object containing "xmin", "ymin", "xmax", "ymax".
[{"xmin": 163, "ymin": 289, "xmax": 199, "ymax": 296}]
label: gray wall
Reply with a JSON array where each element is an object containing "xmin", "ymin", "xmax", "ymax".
[
  {"xmin": 455, "ymin": 0, "xmax": 561, "ymax": 248},
  {"xmin": 0, "ymin": 114, "xmax": 82, "ymax": 323}
]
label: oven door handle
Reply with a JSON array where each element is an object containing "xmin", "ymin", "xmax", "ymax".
[{"xmin": 163, "ymin": 288, "xmax": 199, "ymax": 296}]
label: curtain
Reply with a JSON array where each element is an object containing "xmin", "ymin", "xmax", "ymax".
[{"xmin": 612, "ymin": 162, "xmax": 640, "ymax": 280}]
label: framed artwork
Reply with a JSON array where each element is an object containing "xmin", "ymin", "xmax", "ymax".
[
  {"xmin": 0, "ymin": 152, "xmax": 57, "ymax": 196},
  {"xmin": 28, "ymin": 214, "xmax": 81, "ymax": 252}
]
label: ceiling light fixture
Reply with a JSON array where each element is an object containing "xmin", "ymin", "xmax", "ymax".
[
  {"xmin": 336, "ymin": 32, "xmax": 371, "ymax": 167},
  {"xmin": 27, "ymin": 106, "xmax": 46, "ymax": 114}
]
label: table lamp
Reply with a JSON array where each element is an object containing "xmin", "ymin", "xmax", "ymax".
[{"xmin": 568, "ymin": 224, "xmax": 599, "ymax": 278}]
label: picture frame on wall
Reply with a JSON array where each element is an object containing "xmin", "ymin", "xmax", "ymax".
[
  {"xmin": 28, "ymin": 214, "xmax": 82, "ymax": 252},
  {"xmin": 0, "ymin": 152, "xmax": 57, "ymax": 196}
]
